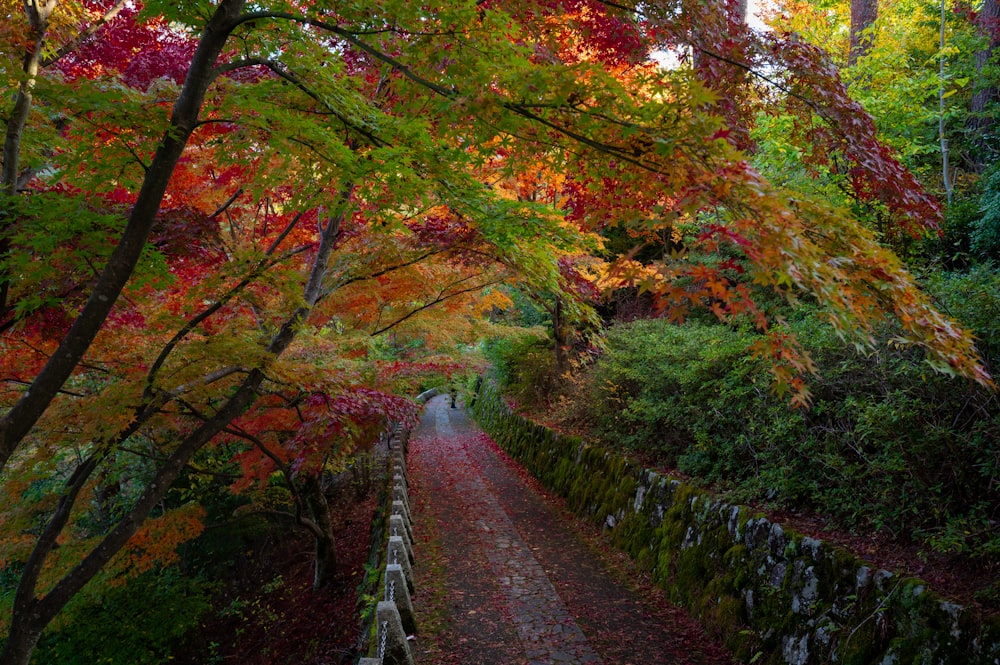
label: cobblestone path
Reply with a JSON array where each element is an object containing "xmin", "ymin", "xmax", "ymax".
[{"xmin": 408, "ymin": 395, "xmax": 733, "ymax": 665}]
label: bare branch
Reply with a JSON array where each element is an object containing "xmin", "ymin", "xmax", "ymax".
[
  {"xmin": 209, "ymin": 187, "xmax": 244, "ymax": 219},
  {"xmin": 1, "ymin": 378, "xmax": 84, "ymax": 398}
]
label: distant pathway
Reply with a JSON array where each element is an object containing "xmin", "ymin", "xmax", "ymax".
[{"xmin": 407, "ymin": 395, "xmax": 733, "ymax": 665}]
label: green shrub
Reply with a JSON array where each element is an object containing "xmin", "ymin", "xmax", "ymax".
[
  {"xmin": 589, "ymin": 319, "xmax": 795, "ymax": 467},
  {"xmin": 972, "ymin": 166, "xmax": 1000, "ymax": 260},
  {"xmin": 926, "ymin": 264, "xmax": 1000, "ymax": 363},
  {"xmin": 584, "ymin": 310, "xmax": 1000, "ymax": 560},
  {"xmin": 482, "ymin": 329, "xmax": 559, "ymax": 405},
  {"xmin": 29, "ymin": 567, "xmax": 213, "ymax": 665}
]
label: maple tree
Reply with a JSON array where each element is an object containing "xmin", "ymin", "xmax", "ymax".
[
  {"xmin": 0, "ymin": 0, "xmax": 994, "ymax": 662},
  {"xmin": 0, "ymin": 2, "xmax": 611, "ymax": 660}
]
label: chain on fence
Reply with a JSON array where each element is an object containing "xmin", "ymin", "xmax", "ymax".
[{"xmin": 378, "ymin": 619, "xmax": 388, "ymax": 661}]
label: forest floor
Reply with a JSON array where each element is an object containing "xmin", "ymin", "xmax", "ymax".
[{"xmin": 174, "ymin": 488, "xmax": 377, "ymax": 664}]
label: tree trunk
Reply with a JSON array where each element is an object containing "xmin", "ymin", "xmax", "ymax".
[
  {"xmin": 302, "ymin": 475, "xmax": 338, "ymax": 590},
  {"xmin": 0, "ymin": 0, "xmax": 247, "ymax": 474},
  {"xmin": 1, "ymin": 1, "xmax": 54, "ymax": 195},
  {"xmin": 969, "ymin": 0, "xmax": 1000, "ymax": 172},
  {"xmin": 849, "ymin": 0, "xmax": 878, "ymax": 66},
  {"xmin": 313, "ymin": 532, "xmax": 338, "ymax": 590},
  {"xmin": 940, "ymin": 0, "xmax": 954, "ymax": 204},
  {"xmin": 553, "ymin": 296, "xmax": 567, "ymax": 375},
  {"xmin": 1, "ymin": 1, "xmax": 54, "ymax": 320},
  {"xmin": 0, "ymin": 621, "xmax": 43, "ymax": 665}
]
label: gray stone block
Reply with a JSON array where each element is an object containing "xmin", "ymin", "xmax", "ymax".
[
  {"xmin": 376, "ymin": 601, "xmax": 414, "ymax": 665},
  {"xmin": 388, "ymin": 536, "xmax": 414, "ymax": 594},
  {"xmin": 393, "ymin": 484, "xmax": 410, "ymax": 512},
  {"xmin": 391, "ymin": 500, "xmax": 414, "ymax": 542},
  {"xmin": 385, "ymin": 563, "xmax": 417, "ymax": 634},
  {"xmin": 389, "ymin": 514, "xmax": 415, "ymax": 562}
]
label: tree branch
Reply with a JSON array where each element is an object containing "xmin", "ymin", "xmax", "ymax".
[
  {"xmin": 1, "ymin": 378, "xmax": 84, "ymax": 398},
  {"xmin": 222, "ymin": 425, "xmax": 325, "ymax": 541},
  {"xmin": 42, "ymin": 0, "xmax": 129, "ymax": 68},
  {"xmin": 369, "ymin": 275, "xmax": 503, "ymax": 336},
  {"xmin": 209, "ymin": 187, "xmax": 244, "ymax": 219},
  {"xmin": 326, "ymin": 249, "xmax": 443, "ymax": 295},
  {"xmin": 214, "ymin": 57, "xmax": 386, "ymax": 147}
]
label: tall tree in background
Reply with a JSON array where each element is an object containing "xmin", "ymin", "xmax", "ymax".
[
  {"xmin": 970, "ymin": 0, "xmax": 1000, "ymax": 172},
  {"xmin": 1, "ymin": 1, "xmax": 129, "ymax": 321},
  {"xmin": 849, "ymin": 0, "xmax": 879, "ymax": 65}
]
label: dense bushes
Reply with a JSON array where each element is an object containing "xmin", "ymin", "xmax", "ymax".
[
  {"xmin": 481, "ymin": 329, "xmax": 559, "ymax": 406},
  {"xmin": 586, "ymin": 319, "xmax": 786, "ymax": 465},
  {"xmin": 28, "ymin": 568, "xmax": 213, "ymax": 665},
  {"xmin": 926, "ymin": 265, "xmax": 1000, "ymax": 363},
  {"xmin": 973, "ymin": 168, "xmax": 1000, "ymax": 260},
  {"xmin": 533, "ymin": 282, "xmax": 1000, "ymax": 564}
]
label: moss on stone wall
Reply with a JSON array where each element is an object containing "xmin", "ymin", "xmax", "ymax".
[{"xmin": 471, "ymin": 379, "xmax": 1000, "ymax": 665}]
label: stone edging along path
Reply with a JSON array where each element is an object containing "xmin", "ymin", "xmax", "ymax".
[
  {"xmin": 470, "ymin": 379, "xmax": 1000, "ymax": 665},
  {"xmin": 359, "ymin": 418, "xmax": 420, "ymax": 665}
]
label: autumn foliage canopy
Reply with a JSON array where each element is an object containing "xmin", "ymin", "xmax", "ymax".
[{"xmin": 0, "ymin": 0, "xmax": 992, "ymax": 661}]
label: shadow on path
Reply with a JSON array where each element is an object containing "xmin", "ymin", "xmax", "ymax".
[{"xmin": 408, "ymin": 395, "xmax": 734, "ymax": 665}]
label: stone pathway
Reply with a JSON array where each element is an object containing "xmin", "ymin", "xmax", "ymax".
[{"xmin": 408, "ymin": 395, "xmax": 733, "ymax": 665}]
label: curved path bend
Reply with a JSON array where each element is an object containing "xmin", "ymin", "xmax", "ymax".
[{"xmin": 407, "ymin": 395, "xmax": 734, "ymax": 665}]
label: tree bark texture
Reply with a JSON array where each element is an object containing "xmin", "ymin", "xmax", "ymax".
[
  {"xmin": 1, "ymin": 1, "xmax": 55, "ymax": 195},
  {"xmin": 849, "ymin": 0, "xmax": 878, "ymax": 66},
  {"xmin": 1, "ymin": 1, "xmax": 54, "ymax": 322},
  {"xmin": 970, "ymin": 0, "xmax": 1000, "ymax": 172},
  {"xmin": 0, "ymin": 0, "xmax": 248, "ymax": 475},
  {"xmin": 302, "ymin": 475, "xmax": 339, "ymax": 590}
]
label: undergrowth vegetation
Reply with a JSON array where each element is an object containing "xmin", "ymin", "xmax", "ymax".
[
  {"xmin": 485, "ymin": 269, "xmax": 1000, "ymax": 572},
  {"xmin": 30, "ymin": 568, "xmax": 214, "ymax": 665},
  {"xmin": 0, "ymin": 452, "xmax": 387, "ymax": 664},
  {"xmin": 481, "ymin": 329, "xmax": 560, "ymax": 407}
]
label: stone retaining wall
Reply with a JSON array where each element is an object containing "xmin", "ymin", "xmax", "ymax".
[{"xmin": 472, "ymin": 378, "xmax": 1000, "ymax": 665}]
